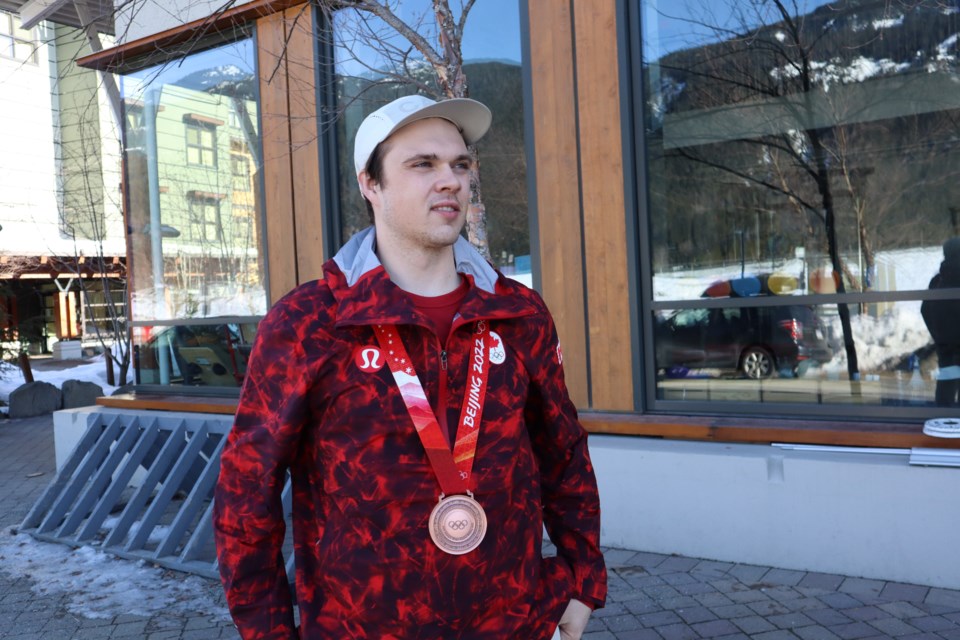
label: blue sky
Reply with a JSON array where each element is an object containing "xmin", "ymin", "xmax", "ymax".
[
  {"xmin": 123, "ymin": 1, "xmax": 523, "ymax": 95},
  {"xmin": 334, "ymin": 0, "xmax": 522, "ymax": 76}
]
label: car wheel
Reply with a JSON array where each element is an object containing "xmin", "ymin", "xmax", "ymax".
[{"xmin": 741, "ymin": 346, "xmax": 775, "ymax": 379}]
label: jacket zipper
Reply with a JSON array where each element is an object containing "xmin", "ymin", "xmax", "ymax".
[{"xmin": 439, "ymin": 343, "xmax": 451, "ymax": 448}]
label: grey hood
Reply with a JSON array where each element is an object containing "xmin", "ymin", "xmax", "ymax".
[{"xmin": 332, "ymin": 226, "xmax": 499, "ymax": 294}]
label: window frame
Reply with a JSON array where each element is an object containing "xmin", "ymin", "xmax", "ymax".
[
  {"xmin": 187, "ymin": 196, "xmax": 223, "ymax": 243},
  {"xmin": 624, "ymin": 0, "xmax": 960, "ymax": 436},
  {"xmin": 230, "ymin": 152, "xmax": 252, "ymax": 192},
  {"xmin": 185, "ymin": 120, "xmax": 218, "ymax": 168}
]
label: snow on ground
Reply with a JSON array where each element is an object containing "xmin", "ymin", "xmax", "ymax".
[
  {"xmin": 0, "ymin": 532, "xmax": 231, "ymax": 621},
  {"xmin": 0, "ymin": 354, "xmax": 120, "ymax": 415},
  {"xmin": 822, "ymin": 306, "xmax": 933, "ymax": 374},
  {"xmin": 0, "ymin": 357, "xmax": 231, "ymax": 622}
]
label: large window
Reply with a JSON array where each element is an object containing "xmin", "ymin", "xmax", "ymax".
[
  {"xmin": 120, "ymin": 35, "xmax": 266, "ymax": 389},
  {"xmin": 0, "ymin": 10, "xmax": 37, "ymax": 64},
  {"xmin": 328, "ymin": 0, "xmax": 531, "ymax": 284},
  {"xmin": 637, "ymin": 0, "xmax": 960, "ymax": 417}
]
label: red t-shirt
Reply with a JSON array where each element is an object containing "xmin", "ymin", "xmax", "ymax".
[{"xmin": 405, "ymin": 277, "xmax": 470, "ymax": 344}]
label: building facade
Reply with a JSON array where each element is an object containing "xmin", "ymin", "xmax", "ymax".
[
  {"xmin": 0, "ymin": 6, "xmax": 125, "ymax": 356},
  {"xmin": 61, "ymin": 0, "xmax": 960, "ymax": 587}
]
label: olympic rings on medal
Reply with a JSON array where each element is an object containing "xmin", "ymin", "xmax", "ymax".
[{"xmin": 429, "ymin": 494, "xmax": 487, "ymax": 555}]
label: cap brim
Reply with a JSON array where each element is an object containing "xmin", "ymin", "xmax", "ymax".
[{"xmin": 389, "ymin": 98, "xmax": 492, "ymax": 146}]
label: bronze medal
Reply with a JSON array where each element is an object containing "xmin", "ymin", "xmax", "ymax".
[
  {"xmin": 428, "ymin": 493, "xmax": 487, "ymax": 555},
  {"xmin": 375, "ymin": 325, "xmax": 493, "ymax": 556}
]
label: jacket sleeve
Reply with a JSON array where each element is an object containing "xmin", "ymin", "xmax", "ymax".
[
  {"xmin": 213, "ymin": 298, "xmax": 312, "ymax": 639},
  {"xmin": 524, "ymin": 297, "xmax": 608, "ymax": 610}
]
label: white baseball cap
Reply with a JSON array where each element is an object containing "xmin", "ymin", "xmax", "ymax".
[{"xmin": 353, "ymin": 95, "xmax": 492, "ymax": 175}]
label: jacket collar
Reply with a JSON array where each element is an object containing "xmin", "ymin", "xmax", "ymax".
[
  {"xmin": 332, "ymin": 226, "xmax": 499, "ymax": 294},
  {"xmin": 326, "ymin": 227, "xmax": 533, "ymax": 329}
]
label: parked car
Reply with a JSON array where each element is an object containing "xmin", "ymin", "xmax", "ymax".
[{"xmin": 655, "ymin": 304, "xmax": 833, "ymax": 379}]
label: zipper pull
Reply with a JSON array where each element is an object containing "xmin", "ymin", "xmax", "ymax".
[{"xmin": 440, "ymin": 350, "xmax": 448, "ymax": 371}]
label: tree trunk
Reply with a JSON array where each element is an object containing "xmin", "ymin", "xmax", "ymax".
[
  {"xmin": 431, "ymin": 0, "xmax": 491, "ymax": 261},
  {"xmin": 788, "ymin": 6, "xmax": 860, "ymax": 382},
  {"xmin": 809, "ymin": 127, "xmax": 860, "ymax": 381}
]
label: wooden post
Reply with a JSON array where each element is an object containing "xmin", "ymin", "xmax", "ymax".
[{"xmin": 18, "ymin": 351, "xmax": 34, "ymax": 383}]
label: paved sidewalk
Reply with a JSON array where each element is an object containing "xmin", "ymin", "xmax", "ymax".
[{"xmin": 2, "ymin": 414, "xmax": 960, "ymax": 639}]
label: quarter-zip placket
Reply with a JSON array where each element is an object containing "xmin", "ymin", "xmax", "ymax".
[
  {"xmin": 438, "ymin": 316, "xmax": 470, "ymax": 449},
  {"xmin": 438, "ymin": 337, "xmax": 451, "ymax": 448}
]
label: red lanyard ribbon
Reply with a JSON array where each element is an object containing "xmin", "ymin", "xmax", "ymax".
[{"xmin": 373, "ymin": 322, "xmax": 491, "ymax": 496}]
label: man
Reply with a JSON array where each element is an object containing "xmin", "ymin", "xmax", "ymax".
[
  {"xmin": 214, "ymin": 95, "xmax": 606, "ymax": 639},
  {"xmin": 922, "ymin": 237, "xmax": 960, "ymax": 406}
]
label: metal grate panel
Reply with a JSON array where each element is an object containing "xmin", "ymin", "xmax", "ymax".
[{"xmin": 20, "ymin": 410, "xmax": 294, "ymax": 580}]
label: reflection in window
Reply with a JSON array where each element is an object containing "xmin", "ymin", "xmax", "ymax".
[
  {"xmin": 232, "ymin": 206, "xmax": 255, "ymax": 241},
  {"xmin": 639, "ymin": 0, "xmax": 960, "ymax": 413},
  {"xmin": 231, "ymin": 153, "xmax": 251, "ymax": 191},
  {"xmin": 185, "ymin": 120, "xmax": 218, "ymax": 166},
  {"xmin": 329, "ymin": 1, "xmax": 531, "ymax": 284},
  {"xmin": 655, "ymin": 301, "xmax": 833, "ymax": 383},
  {"xmin": 188, "ymin": 197, "xmax": 222, "ymax": 242},
  {"xmin": 654, "ymin": 298, "xmax": 947, "ymax": 408},
  {"xmin": 120, "ymin": 35, "xmax": 266, "ymax": 338},
  {"xmin": 133, "ymin": 322, "xmax": 258, "ymax": 387}
]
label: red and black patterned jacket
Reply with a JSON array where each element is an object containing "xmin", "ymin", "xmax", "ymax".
[{"xmin": 214, "ymin": 228, "xmax": 607, "ymax": 639}]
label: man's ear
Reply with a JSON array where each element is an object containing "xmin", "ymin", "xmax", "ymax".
[{"xmin": 358, "ymin": 171, "xmax": 379, "ymax": 205}]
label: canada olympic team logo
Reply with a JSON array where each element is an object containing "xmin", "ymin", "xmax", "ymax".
[
  {"xmin": 354, "ymin": 346, "xmax": 385, "ymax": 372},
  {"xmin": 489, "ymin": 332, "xmax": 506, "ymax": 365}
]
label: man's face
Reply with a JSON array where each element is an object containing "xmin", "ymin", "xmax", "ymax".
[{"xmin": 360, "ymin": 117, "xmax": 473, "ymax": 252}]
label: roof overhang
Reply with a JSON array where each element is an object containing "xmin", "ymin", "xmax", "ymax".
[
  {"xmin": 76, "ymin": 0, "xmax": 303, "ymax": 73},
  {"xmin": 0, "ymin": 0, "xmax": 114, "ymax": 35}
]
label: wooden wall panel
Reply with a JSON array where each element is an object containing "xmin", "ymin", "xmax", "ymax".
[
  {"xmin": 258, "ymin": 11, "xmax": 298, "ymax": 304},
  {"xmin": 573, "ymin": 0, "xmax": 634, "ymax": 410},
  {"xmin": 285, "ymin": 4, "xmax": 325, "ymax": 283},
  {"xmin": 526, "ymin": 0, "xmax": 589, "ymax": 408}
]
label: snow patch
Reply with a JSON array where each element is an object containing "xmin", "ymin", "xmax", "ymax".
[
  {"xmin": 873, "ymin": 15, "xmax": 905, "ymax": 30},
  {"xmin": 770, "ymin": 56, "xmax": 911, "ymax": 90},
  {"xmin": 936, "ymin": 33, "xmax": 959, "ymax": 60},
  {"xmin": 0, "ymin": 533, "xmax": 230, "ymax": 621},
  {"xmin": 0, "ymin": 355, "xmax": 119, "ymax": 407}
]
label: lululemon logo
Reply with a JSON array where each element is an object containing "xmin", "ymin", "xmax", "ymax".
[
  {"xmin": 355, "ymin": 346, "xmax": 385, "ymax": 372},
  {"xmin": 489, "ymin": 331, "xmax": 506, "ymax": 365},
  {"xmin": 556, "ymin": 342, "xmax": 563, "ymax": 366}
]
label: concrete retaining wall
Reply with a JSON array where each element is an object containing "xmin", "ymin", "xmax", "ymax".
[{"xmin": 591, "ymin": 435, "xmax": 960, "ymax": 590}]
